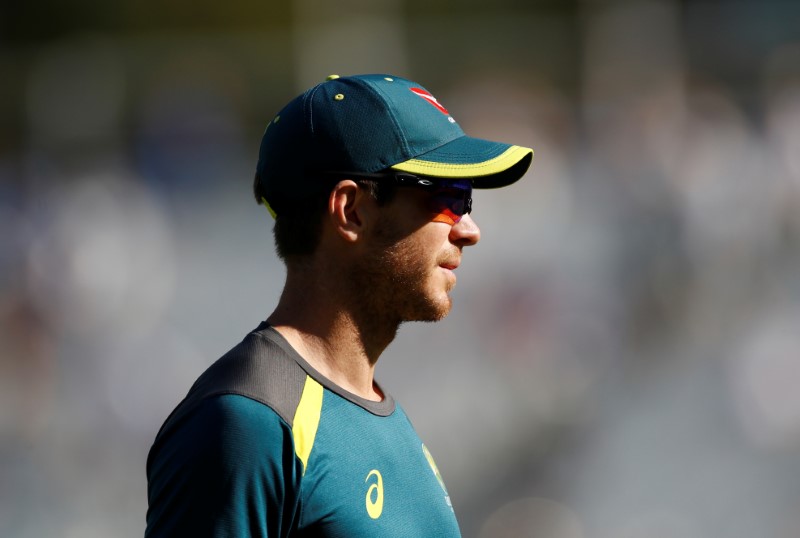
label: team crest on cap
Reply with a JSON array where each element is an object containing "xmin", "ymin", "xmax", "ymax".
[{"xmin": 410, "ymin": 88, "xmax": 456, "ymax": 123}]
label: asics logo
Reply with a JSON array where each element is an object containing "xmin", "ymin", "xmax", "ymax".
[{"xmin": 365, "ymin": 469, "xmax": 384, "ymax": 519}]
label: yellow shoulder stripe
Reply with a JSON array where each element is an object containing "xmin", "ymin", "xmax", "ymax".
[{"xmin": 292, "ymin": 375, "xmax": 324, "ymax": 474}]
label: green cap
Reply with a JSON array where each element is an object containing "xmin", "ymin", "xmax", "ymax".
[{"xmin": 255, "ymin": 74, "xmax": 533, "ymax": 212}]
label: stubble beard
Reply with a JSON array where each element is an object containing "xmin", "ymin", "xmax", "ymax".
[{"xmin": 347, "ymin": 225, "xmax": 454, "ymax": 338}]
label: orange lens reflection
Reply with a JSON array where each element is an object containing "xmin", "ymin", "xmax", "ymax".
[{"xmin": 431, "ymin": 208, "xmax": 461, "ymax": 225}]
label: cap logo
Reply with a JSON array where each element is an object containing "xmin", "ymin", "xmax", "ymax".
[{"xmin": 410, "ymin": 87, "xmax": 450, "ymax": 115}]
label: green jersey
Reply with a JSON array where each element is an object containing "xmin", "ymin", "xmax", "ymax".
[{"xmin": 145, "ymin": 323, "xmax": 461, "ymax": 537}]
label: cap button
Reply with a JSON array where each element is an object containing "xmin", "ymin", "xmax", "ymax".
[{"xmin": 326, "ymin": 74, "xmax": 340, "ymax": 81}]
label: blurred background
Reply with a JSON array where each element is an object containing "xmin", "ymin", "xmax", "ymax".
[{"xmin": 2, "ymin": 0, "xmax": 800, "ymax": 536}]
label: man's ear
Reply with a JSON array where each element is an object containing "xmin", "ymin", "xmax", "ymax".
[{"xmin": 328, "ymin": 180, "xmax": 373, "ymax": 243}]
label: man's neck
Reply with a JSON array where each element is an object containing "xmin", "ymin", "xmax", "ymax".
[{"xmin": 267, "ymin": 269, "xmax": 397, "ymax": 402}]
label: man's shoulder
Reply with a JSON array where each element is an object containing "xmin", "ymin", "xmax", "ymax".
[
  {"xmin": 145, "ymin": 328, "xmax": 307, "ymax": 537},
  {"xmin": 186, "ymin": 324, "xmax": 309, "ymax": 424},
  {"xmin": 157, "ymin": 324, "xmax": 309, "ymax": 441}
]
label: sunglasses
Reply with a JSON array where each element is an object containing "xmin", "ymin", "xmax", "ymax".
[{"xmin": 321, "ymin": 171, "xmax": 473, "ymax": 225}]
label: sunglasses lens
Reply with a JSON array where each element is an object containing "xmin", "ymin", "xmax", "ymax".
[
  {"xmin": 428, "ymin": 184, "xmax": 471, "ymax": 225},
  {"xmin": 431, "ymin": 210, "xmax": 460, "ymax": 225}
]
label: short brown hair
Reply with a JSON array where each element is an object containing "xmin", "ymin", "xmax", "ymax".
[{"xmin": 253, "ymin": 174, "xmax": 395, "ymax": 262}]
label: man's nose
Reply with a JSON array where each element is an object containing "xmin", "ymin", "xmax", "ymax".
[{"xmin": 450, "ymin": 213, "xmax": 480, "ymax": 246}]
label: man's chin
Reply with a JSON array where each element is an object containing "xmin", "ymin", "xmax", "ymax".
[{"xmin": 404, "ymin": 296, "xmax": 452, "ymax": 323}]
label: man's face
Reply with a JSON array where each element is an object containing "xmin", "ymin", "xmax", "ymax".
[{"xmin": 349, "ymin": 186, "xmax": 481, "ymax": 325}]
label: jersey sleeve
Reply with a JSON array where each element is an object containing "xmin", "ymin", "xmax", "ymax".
[{"xmin": 145, "ymin": 394, "xmax": 303, "ymax": 538}]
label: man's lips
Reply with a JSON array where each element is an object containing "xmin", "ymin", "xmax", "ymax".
[{"xmin": 439, "ymin": 261, "xmax": 460, "ymax": 271}]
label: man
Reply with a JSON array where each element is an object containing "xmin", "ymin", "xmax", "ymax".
[{"xmin": 145, "ymin": 73, "xmax": 533, "ymax": 537}]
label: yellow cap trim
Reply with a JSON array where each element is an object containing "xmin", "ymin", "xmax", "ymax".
[
  {"xmin": 391, "ymin": 145, "xmax": 533, "ymax": 178},
  {"xmin": 260, "ymin": 196, "xmax": 277, "ymax": 219},
  {"xmin": 292, "ymin": 375, "xmax": 324, "ymax": 475}
]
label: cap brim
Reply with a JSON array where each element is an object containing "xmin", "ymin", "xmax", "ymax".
[{"xmin": 390, "ymin": 135, "xmax": 533, "ymax": 188}]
